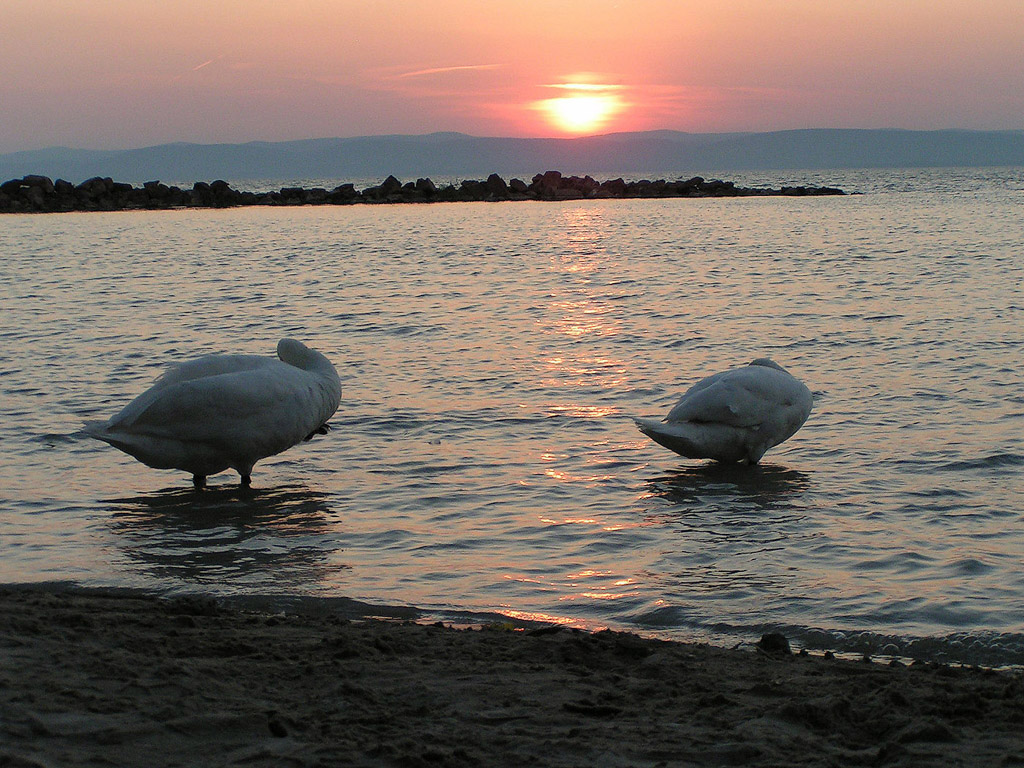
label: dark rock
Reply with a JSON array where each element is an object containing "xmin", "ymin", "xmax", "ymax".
[
  {"xmin": 22, "ymin": 175, "xmax": 55, "ymax": 194},
  {"xmin": 75, "ymin": 177, "xmax": 109, "ymax": 198},
  {"xmin": 329, "ymin": 183, "xmax": 357, "ymax": 202},
  {"xmin": 415, "ymin": 177, "xmax": 437, "ymax": 195},
  {"xmin": 600, "ymin": 177, "xmax": 628, "ymax": 196},
  {"xmin": 380, "ymin": 175, "xmax": 403, "ymax": 196},
  {"xmin": 459, "ymin": 179, "xmax": 487, "ymax": 200},
  {"xmin": 757, "ymin": 633, "xmax": 791, "ymax": 655},
  {"xmin": 703, "ymin": 179, "xmax": 735, "ymax": 196},
  {"xmin": 23, "ymin": 185, "xmax": 46, "ymax": 209},
  {"xmin": 565, "ymin": 175, "xmax": 600, "ymax": 196},
  {"xmin": 143, "ymin": 180, "xmax": 171, "ymax": 202},
  {"xmin": 529, "ymin": 170, "xmax": 563, "ymax": 198},
  {"xmin": 484, "ymin": 173, "xmax": 509, "ymax": 198}
]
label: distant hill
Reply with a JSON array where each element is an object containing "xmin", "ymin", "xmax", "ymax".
[{"xmin": 3, "ymin": 129, "xmax": 1023, "ymax": 185}]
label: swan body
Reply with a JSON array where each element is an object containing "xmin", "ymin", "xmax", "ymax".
[
  {"xmin": 635, "ymin": 358, "xmax": 812, "ymax": 464},
  {"xmin": 86, "ymin": 339, "xmax": 341, "ymax": 487}
]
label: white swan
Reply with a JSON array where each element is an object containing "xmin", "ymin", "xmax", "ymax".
[
  {"xmin": 86, "ymin": 339, "xmax": 342, "ymax": 488},
  {"xmin": 635, "ymin": 358, "xmax": 812, "ymax": 464}
]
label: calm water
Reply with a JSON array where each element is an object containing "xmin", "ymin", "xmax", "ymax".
[{"xmin": 2, "ymin": 167, "xmax": 1022, "ymax": 665}]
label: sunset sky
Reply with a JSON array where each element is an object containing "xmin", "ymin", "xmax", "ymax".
[{"xmin": 3, "ymin": 0, "xmax": 1023, "ymax": 153}]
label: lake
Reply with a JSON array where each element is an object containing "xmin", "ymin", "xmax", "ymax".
[{"xmin": 1, "ymin": 166, "xmax": 1022, "ymax": 665}]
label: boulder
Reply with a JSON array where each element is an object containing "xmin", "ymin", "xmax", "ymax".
[
  {"xmin": 22, "ymin": 175, "xmax": 55, "ymax": 194},
  {"xmin": 23, "ymin": 185, "xmax": 47, "ymax": 209},
  {"xmin": 380, "ymin": 175, "xmax": 403, "ymax": 196},
  {"xmin": 329, "ymin": 183, "xmax": 357, "ymax": 202},
  {"xmin": 75, "ymin": 177, "xmax": 106, "ymax": 197},
  {"xmin": 484, "ymin": 173, "xmax": 509, "ymax": 199},
  {"xmin": 458, "ymin": 179, "xmax": 487, "ymax": 200},
  {"xmin": 600, "ymin": 178, "xmax": 627, "ymax": 196}
]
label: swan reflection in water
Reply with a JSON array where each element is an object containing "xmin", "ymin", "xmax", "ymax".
[
  {"xmin": 631, "ymin": 463, "xmax": 816, "ymax": 628},
  {"xmin": 105, "ymin": 483, "xmax": 347, "ymax": 590},
  {"xmin": 642, "ymin": 462, "xmax": 812, "ymax": 511}
]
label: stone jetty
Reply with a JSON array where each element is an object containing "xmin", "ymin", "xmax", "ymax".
[{"xmin": 0, "ymin": 171, "xmax": 844, "ymax": 213}]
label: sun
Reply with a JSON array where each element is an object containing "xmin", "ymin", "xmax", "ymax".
[
  {"xmin": 535, "ymin": 79, "xmax": 626, "ymax": 135},
  {"xmin": 544, "ymin": 94, "xmax": 617, "ymax": 133}
]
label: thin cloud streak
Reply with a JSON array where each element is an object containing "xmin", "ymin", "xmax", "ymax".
[{"xmin": 396, "ymin": 64, "xmax": 501, "ymax": 79}]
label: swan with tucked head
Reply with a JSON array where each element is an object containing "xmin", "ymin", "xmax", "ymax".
[
  {"xmin": 86, "ymin": 339, "xmax": 342, "ymax": 488},
  {"xmin": 635, "ymin": 358, "xmax": 812, "ymax": 464}
]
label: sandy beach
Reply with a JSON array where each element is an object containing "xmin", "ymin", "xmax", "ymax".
[{"xmin": 1, "ymin": 586, "xmax": 1021, "ymax": 767}]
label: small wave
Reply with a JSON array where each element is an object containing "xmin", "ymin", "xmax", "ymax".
[
  {"xmin": 946, "ymin": 557, "xmax": 994, "ymax": 576},
  {"xmin": 794, "ymin": 626, "xmax": 1024, "ymax": 668},
  {"xmin": 853, "ymin": 551, "xmax": 936, "ymax": 573},
  {"xmin": 938, "ymin": 453, "xmax": 1024, "ymax": 472},
  {"xmin": 627, "ymin": 608, "xmax": 1024, "ymax": 666},
  {"xmin": 894, "ymin": 452, "xmax": 1024, "ymax": 474}
]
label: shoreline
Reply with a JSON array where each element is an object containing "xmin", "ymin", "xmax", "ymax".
[
  {"xmin": 0, "ymin": 170, "xmax": 844, "ymax": 213},
  {"xmin": 2, "ymin": 585, "xmax": 1021, "ymax": 766}
]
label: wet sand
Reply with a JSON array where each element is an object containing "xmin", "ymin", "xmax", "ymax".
[{"xmin": 2, "ymin": 586, "xmax": 1022, "ymax": 767}]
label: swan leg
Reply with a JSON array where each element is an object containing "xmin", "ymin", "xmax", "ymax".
[{"xmin": 192, "ymin": 474, "xmax": 206, "ymax": 490}]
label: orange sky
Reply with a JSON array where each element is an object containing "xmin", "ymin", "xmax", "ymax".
[{"xmin": 2, "ymin": 0, "xmax": 1023, "ymax": 151}]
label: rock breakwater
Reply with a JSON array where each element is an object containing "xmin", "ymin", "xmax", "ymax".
[{"xmin": 0, "ymin": 170, "xmax": 844, "ymax": 213}]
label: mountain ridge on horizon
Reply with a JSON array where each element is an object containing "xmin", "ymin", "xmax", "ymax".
[{"xmin": 3, "ymin": 128, "xmax": 1023, "ymax": 185}]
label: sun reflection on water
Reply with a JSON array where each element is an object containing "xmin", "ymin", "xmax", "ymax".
[{"xmin": 544, "ymin": 404, "xmax": 618, "ymax": 418}]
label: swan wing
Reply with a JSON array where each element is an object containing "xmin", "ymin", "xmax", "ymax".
[
  {"xmin": 111, "ymin": 354, "xmax": 277, "ymax": 427},
  {"xmin": 109, "ymin": 363, "xmax": 329, "ymax": 448},
  {"xmin": 666, "ymin": 366, "xmax": 807, "ymax": 428},
  {"xmin": 152, "ymin": 354, "xmax": 275, "ymax": 388}
]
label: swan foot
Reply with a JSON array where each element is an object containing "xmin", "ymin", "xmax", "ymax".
[
  {"xmin": 304, "ymin": 423, "xmax": 330, "ymax": 441},
  {"xmin": 192, "ymin": 474, "xmax": 206, "ymax": 490}
]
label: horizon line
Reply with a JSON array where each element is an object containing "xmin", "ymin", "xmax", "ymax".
[{"xmin": 5, "ymin": 126, "xmax": 1024, "ymax": 156}]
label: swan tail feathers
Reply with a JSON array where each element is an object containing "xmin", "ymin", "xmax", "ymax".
[
  {"xmin": 83, "ymin": 420, "xmax": 115, "ymax": 442},
  {"xmin": 634, "ymin": 418, "xmax": 706, "ymax": 459}
]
